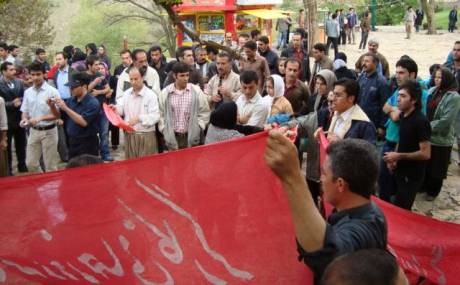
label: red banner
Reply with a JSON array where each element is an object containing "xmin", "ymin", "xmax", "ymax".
[
  {"xmin": 0, "ymin": 133, "xmax": 311, "ymax": 284},
  {"xmin": 1, "ymin": 133, "xmax": 460, "ymax": 284}
]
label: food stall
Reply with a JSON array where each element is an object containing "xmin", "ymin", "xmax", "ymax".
[{"xmin": 175, "ymin": 0, "xmax": 287, "ymax": 46}]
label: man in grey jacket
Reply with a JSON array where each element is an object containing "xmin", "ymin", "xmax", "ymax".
[
  {"xmin": 159, "ymin": 62, "xmax": 210, "ymax": 150},
  {"xmin": 276, "ymin": 17, "xmax": 292, "ymax": 50}
]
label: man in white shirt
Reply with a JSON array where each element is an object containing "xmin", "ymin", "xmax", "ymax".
[
  {"xmin": 112, "ymin": 67, "xmax": 160, "ymax": 159},
  {"xmin": 116, "ymin": 49, "xmax": 161, "ymax": 105},
  {"xmin": 236, "ymin": 70, "xmax": 269, "ymax": 128},
  {"xmin": 20, "ymin": 62, "xmax": 61, "ymax": 173},
  {"xmin": 206, "ymin": 52, "xmax": 241, "ymax": 109}
]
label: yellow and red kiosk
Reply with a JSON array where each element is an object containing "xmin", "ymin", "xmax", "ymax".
[{"xmin": 175, "ymin": 0, "xmax": 287, "ymax": 46}]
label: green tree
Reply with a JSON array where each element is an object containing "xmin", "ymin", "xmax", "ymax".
[
  {"xmin": 0, "ymin": 0, "xmax": 55, "ymax": 56},
  {"xmin": 68, "ymin": 0, "xmax": 153, "ymax": 65}
]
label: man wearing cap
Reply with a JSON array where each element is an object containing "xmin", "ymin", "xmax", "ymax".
[{"xmin": 50, "ymin": 72, "xmax": 100, "ymax": 159}]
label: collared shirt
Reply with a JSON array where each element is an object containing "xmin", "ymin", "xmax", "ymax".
[
  {"xmin": 298, "ymin": 202, "xmax": 387, "ymax": 282},
  {"xmin": 56, "ymin": 66, "xmax": 71, "ymax": 99},
  {"xmin": 236, "ymin": 92, "xmax": 269, "ymax": 128},
  {"xmin": 0, "ymin": 54, "xmax": 15, "ymax": 65},
  {"xmin": 21, "ymin": 81, "xmax": 60, "ymax": 127},
  {"xmin": 168, "ymin": 83, "xmax": 193, "ymax": 134},
  {"xmin": 117, "ymin": 85, "xmax": 160, "ymax": 133},
  {"xmin": 205, "ymin": 71, "xmax": 241, "ymax": 106},
  {"xmin": 239, "ymin": 55, "xmax": 270, "ymax": 93},
  {"xmin": 333, "ymin": 105, "xmax": 354, "ymax": 135},
  {"xmin": 65, "ymin": 93, "xmax": 100, "ymax": 137}
]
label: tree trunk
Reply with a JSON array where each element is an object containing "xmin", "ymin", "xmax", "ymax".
[
  {"xmin": 421, "ymin": 0, "xmax": 437, "ymax": 34},
  {"xmin": 303, "ymin": 0, "xmax": 318, "ymax": 53}
]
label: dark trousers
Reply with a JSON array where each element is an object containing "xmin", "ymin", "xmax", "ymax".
[
  {"xmin": 57, "ymin": 124, "xmax": 69, "ymax": 162},
  {"xmin": 68, "ymin": 135, "xmax": 100, "ymax": 159},
  {"xmin": 378, "ymin": 141, "xmax": 397, "ymax": 202},
  {"xmin": 359, "ymin": 31, "xmax": 369, "ymax": 49},
  {"xmin": 175, "ymin": 133, "xmax": 188, "ymax": 149},
  {"xmin": 340, "ymin": 30, "xmax": 347, "ymax": 45},
  {"xmin": 6, "ymin": 127, "xmax": 27, "ymax": 174},
  {"xmin": 109, "ymin": 123, "xmax": 120, "ymax": 146},
  {"xmin": 423, "ymin": 145, "xmax": 452, "ymax": 197},
  {"xmin": 394, "ymin": 172, "xmax": 424, "ymax": 210},
  {"xmin": 326, "ymin": 37, "xmax": 338, "ymax": 58}
]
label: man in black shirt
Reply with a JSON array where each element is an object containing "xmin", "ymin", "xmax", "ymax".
[
  {"xmin": 383, "ymin": 80, "xmax": 431, "ymax": 210},
  {"xmin": 265, "ymin": 135, "xmax": 387, "ymax": 283},
  {"xmin": 257, "ymin": 36, "xmax": 279, "ymax": 75},
  {"xmin": 148, "ymin": 45, "xmax": 168, "ymax": 89}
]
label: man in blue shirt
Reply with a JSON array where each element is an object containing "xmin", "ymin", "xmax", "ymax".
[
  {"xmin": 357, "ymin": 53, "xmax": 390, "ymax": 140},
  {"xmin": 53, "ymin": 51, "xmax": 76, "ymax": 162},
  {"xmin": 51, "ymin": 72, "xmax": 100, "ymax": 159},
  {"xmin": 379, "ymin": 57, "xmax": 429, "ymax": 203}
]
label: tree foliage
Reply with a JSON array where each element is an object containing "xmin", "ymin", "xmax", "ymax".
[{"xmin": 0, "ymin": 0, "xmax": 55, "ymax": 53}]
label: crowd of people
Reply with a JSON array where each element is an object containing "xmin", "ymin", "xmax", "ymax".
[{"xmin": 0, "ymin": 26, "xmax": 460, "ymax": 282}]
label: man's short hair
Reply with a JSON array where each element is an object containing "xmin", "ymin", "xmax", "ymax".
[
  {"xmin": 243, "ymin": 40, "xmax": 257, "ymax": 51},
  {"xmin": 368, "ymin": 38, "xmax": 379, "ymax": 46},
  {"xmin": 240, "ymin": 70, "xmax": 259, "ymax": 84},
  {"xmin": 67, "ymin": 154, "xmax": 104, "ymax": 169},
  {"xmin": 455, "ymin": 40, "xmax": 460, "ymax": 46},
  {"xmin": 194, "ymin": 46, "xmax": 207, "ymax": 55},
  {"xmin": 326, "ymin": 139, "xmax": 379, "ymax": 198},
  {"xmin": 321, "ymin": 249, "xmax": 400, "ymax": 285},
  {"xmin": 0, "ymin": 42, "xmax": 8, "ymax": 50},
  {"xmin": 132, "ymin": 49, "xmax": 147, "ymax": 61},
  {"xmin": 86, "ymin": 55, "xmax": 100, "ymax": 67},
  {"xmin": 175, "ymin": 46, "xmax": 193, "ymax": 61},
  {"xmin": 149, "ymin": 45, "xmax": 162, "ymax": 53},
  {"xmin": 258, "ymin": 36, "xmax": 269, "ymax": 45},
  {"xmin": 172, "ymin": 61, "xmax": 191, "ymax": 74},
  {"xmin": 363, "ymin": 52, "xmax": 379, "ymax": 65},
  {"xmin": 334, "ymin": 78, "xmax": 360, "ymax": 104},
  {"xmin": 119, "ymin": 49, "xmax": 132, "ymax": 56},
  {"xmin": 29, "ymin": 61, "xmax": 46, "ymax": 73},
  {"xmin": 285, "ymin": 58, "xmax": 301, "ymax": 69},
  {"xmin": 399, "ymin": 80, "xmax": 422, "ymax": 110},
  {"xmin": 0, "ymin": 62, "xmax": 13, "ymax": 72},
  {"xmin": 313, "ymin": 43, "xmax": 327, "ymax": 53},
  {"xmin": 206, "ymin": 45, "xmax": 218, "ymax": 55},
  {"xmin": 127, "ymin": 65, "xmax": 146, "ymax": 77},
  {"xmin": 8, "ymin": 44, "xmax": 18, "ymax": 52},
  {"xmin": 335, "ymin": 52, "xmax": 348, "ymax": 63},
  {"xmin": 55, "ymin": 51, "xmax": 69, "ymax": 60},
  {"xmin": 217, "ymin": 52, "xmax": 232, "ymax": 62},
  {"xmin": 396, "ymin": 57, "xmax": 418, "ymax": 77},
  {"xmin": 238, "ymin": 33, "xmax": 250, "ymax": 40},
  {"xmin": 250, "ymin": 29, "xmax": 261, "ymax": 38},
  {"xmin": 35, "ymin": 48, "xmax": 46, "ymax": 55}
]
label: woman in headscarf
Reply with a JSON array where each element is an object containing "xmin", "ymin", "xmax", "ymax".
[
  {"xmin": 307, "ymin": 69, "xmax": 336, "ymax": 114},
  {"xmin": 205, "ymin": 101, "xmax": 244, "ymax": 144},
  {"xmin": 263, "ymin": 74, "xmax": 293, "ymax": 119},
  {"xmin": 423, "ymin": 68, "xmax": 460, "ymax": 201}
]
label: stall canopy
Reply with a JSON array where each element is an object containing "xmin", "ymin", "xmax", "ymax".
[{"xmin": 241, "ymin": 9, "xmax": 288, "ymax": 19}]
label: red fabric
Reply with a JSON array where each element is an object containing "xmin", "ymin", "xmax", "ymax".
[
  {"xmin": 102, "ymin": 103, "xmax": 134, "ymax": 133},
  {"xmin": 0, "ymin": 133, "xmax": 312, "ymax": 284},
  {"xmin": 1, "ymin": 133, "xmax": 459, "ymax": 284}
]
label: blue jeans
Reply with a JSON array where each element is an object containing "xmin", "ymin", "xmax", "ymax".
[
  {"xmin": 98, "ymin": 110, "xmax": 111, "ymax": 159},
  {"xmin": 378, "ymin": 141, "xmax": 397, "ymax": 202},
  {"xmin": 277, "ymin": 31, "xmax": 288, "ymax": 49}
]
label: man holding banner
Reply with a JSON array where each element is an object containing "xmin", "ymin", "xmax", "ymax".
[
  {"xmin": 265, "ymin": 134, "xmax": 387, "ymax": 283},
  {"xmin": 52, "ymin": 72, "xmax": 100, "ymax": 159}
]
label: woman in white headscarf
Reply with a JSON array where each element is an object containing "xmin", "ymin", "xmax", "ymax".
[{"xmin": 263, "ymin": 74, "xmax": 293, "ymax": 117}]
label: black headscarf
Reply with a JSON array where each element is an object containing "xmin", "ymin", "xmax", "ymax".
[
  {"xmin": 210, "ymin": 102, "xmax": 238, "ymax": 130},
  {"xmin": 427, "ymin": 68, "xmax": 458, "ymax": 121}
]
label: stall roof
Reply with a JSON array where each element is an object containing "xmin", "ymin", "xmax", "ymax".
[{"xmin": 241, "ymin": 9, "xmax": 288, "ymax": 19}]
